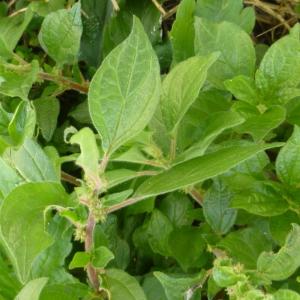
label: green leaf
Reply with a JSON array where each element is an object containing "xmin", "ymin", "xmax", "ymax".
[
  {"xmin": 160, "ymin": 54, "xmax": 218, "ymax": 133},
  {"xmin": 273, "ymin": 290, "xmax": 300, "ymax": 300},
  {"xmin": 218, "ymin": 227, "xmax": 272, "ymax": 269},
  {"xmin": 154, "ymin": 271, "xmax": 205, "ymax": 300},
  {"xmin": 69, "ymin": 127, "xmax": 100, "ymax": 186},
  {"xmin": 91, "ymin": 246, "xmax": 114, "ymax": 268},
  {"xmin": 69, "ymin": 252, "xmax": 90, "ymax": 270},
  {"xmin": 15, "ymin": 277, "xmax": 48, "ymax": 300},
  {"xmin": 0, "ymin": 182, "xmax": 72, "ymax": 283},
  {"xmin": 88, "ymin": 17, "xmax": 161, "ymax": 154},
  {"xmin": 196, "ymin": 0, "xmax": 255, "ymax": 33},
  {"xmin": 257, "ymin": 224, "xmax": 300, "ymax": 281},
  {"xmin": 142, "ymin": 276, "xmax": 168, "ymax": 300},
  {"xmin": 203, "ymin": 180, "xmax": 237, "ymax": 235},
  {"xmin": 38, "ymin": 3, "xmax": 83, "ymax": 65},
  {"xmin": 168, "ymin": 226, "xmax": 206, "ymax": 271},
  {"xmin": 102, "ymin": 190, "xmax": 133, "ymax": 208},
  {"xmin": 175, "ymin": 111, "xmax": 244, "ymax": 164},
  {"xmin": 231, "ymin": 181, "xmax": 289, "ymax": 216},
  {"xmin": 135, "ymin": 143, "xmax": 282, "ymax": 199},
  {"xmin": 11, "ymin": 138, "xmax": 59, "ymax": 182},
  {"xmin": 0, "ymin": 60, "xmax": 39, "ymax": 100},
  {"xmin": 29, "ymin": 0, "xmax": 65, "ymax": 16},
  {"xmin": 276, "ymin": 126, "xmax": 300, "ymax": 187},
  {"xmin": 34, "ymin": 97, "xmax": 60, "ymax": 142},
  {"xmin": 233, "ymin": 104, "xmax": 286, "ymax": 142},
  {"xmin": 0, "ymin": 9, "xmax": 33, "ymax": 56},
  {"xmin": 195, "ymin": 18, "xmax": 256, "ymax": 88},
  {"xmin": 102, "ymin": 269, "xmax": 147, "ymax": 300},
  {"xmin": 147, "ymin": 209, "xmax": 173, "ymax": 256},
  {"xmin": 170, "ymin": 0, "xmax": 195, "ymax": 64},
  {"xmin": 256, "ymin": 24, "xmax": 300, "ymax": 104}
]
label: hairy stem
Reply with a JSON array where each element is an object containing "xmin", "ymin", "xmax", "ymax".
[{"xmin": 39, "ymin": 72, "xmax": 89, "ymax": 94}]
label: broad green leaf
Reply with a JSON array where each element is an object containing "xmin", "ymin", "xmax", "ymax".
[
  {"xmin": 69, "ymin": 252, "xmax": 90, "ymax": 270},
  {"xmin": 231, "ymin": 181, "xmax": 289, "ymax": 216},
  {"xmin": 256, "ymin": 24, "xmax": 300, "ymax": 104},
  {"xmin": 196, "ymin": 0, "xmax": 255, "ymax": 33},
  {"xmin": 142, "ymin": 276, "xmax": 168, "ymax": 300},
  {"xmin": 257, "ymin": 224, "xmax": 300, "ymax": 281},
  {"xmin": 160, "ymin": 54, "xmax": 218, "ymax": 133},
  {"xmin": 69, "ymin": 127, "xmax": 100, "ymax": 186},
  {"xmin": 38, "ymin": 3, "xmax": 83, "ymax": 65},
  {"xmin": 8, "ymin": 101, "xmax": 36, "ymax": 146},
  {"xmin": 274, "ymin": 290, "xmax": 300, "ymax": 300},
  {"xmin": 159, "ymin": 192, "xmax": 193, "ymax": 228},
  {"xmin": 147, "ymin": 209, "xmax": 173, "ymax": 256},
  {"xmin": 102, "ymin": 269, "xmax": 147, "ymax": 300},
  {"xmin": 39, "ymin": 283, "xmax": 88, "ymax": 300},
  {"xmin": 88, "ymin": 17, "xmax": 161, "ymax": 154},
  {"xmin": 0, "ymin": 9, "xmax": 33, "ymax": 56},
  {"xmin": 175, "ymin": 111, "xmax": 244, "ymax": 163},
  {"xmin": 15, "ymin": 277, "xmax": 48, "ymax": 300},
  {"xmin": 218, "ymin": 227, "xmax": 272, "ymax": 269},
  {"xmin": 91, "ymin": 246, "xmax": 114, "ymax": 268},
  {"xmin": 195, "ymin": 18, "xmax": 256, "ymax": 88},
  {"xmin": 225, "ymin": 75, "xmax": 260, "ymax": 105},
  {"xmin": 170, "ymin": 0, "xmax": 195, "ymax": 64},
  {"xmin": 135, "ymin": 143, "xmax": 282, "ymax": 199},
  {"xmin": 203, "ymin": 180, "xmax": 237, "ymax": 235},
  {"xmin": 11, "ymin": 138, "xmax": 59, "ymax": 182},
  {"xmin": 102, "ymin": 189, "xmax": 133, "ymax": 208},
  {"xmin": 154, "ymin": 271, "xmax": 205, "ymax": 300},
  {"xmin": 69, "ymin": 101, "xmax": 91, "ymax": 124},
  {"xmin": 0, "ymin": 157, "xmax": 22, "ymax": 199},
  {"xmin": 212, "ymin": 264, "xmax": 246, "ymax": 288},
  {"xmin": 30, "ymin": 0, "xmax": 65, "ymax": 16},
  {"xmin": 276, "ymin": 126, "xmax": 300, "ymax": 187},
  {"xmin": 34, "ymin": 97, "xmax": 60, "ymax": 142},
  {"xmin": 233, "ymin": 104, "xmax": 286, "ymax": 142},
  {"xmin": 0, "ymin": 182, "xmax": 72, "ymax": 283},
  {"xmin": 0, "ymin": 60, "xmax": 39, "ymax": 100},
  {"xmin": 168, "ymin": 226, "xmax": 206, "ymax": 271}
]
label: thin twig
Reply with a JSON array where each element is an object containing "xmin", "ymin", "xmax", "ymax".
[
  {"xmin": 61, "ymin": 171, "xmax": 80, "ymax": 186},
  {"xmin": 9, "ymin": 7, "xmax": 27, "ymax": 17},
  {"xmin": 38, "ymin": 72, "xmax": 89, "ymax": 94},
  {"xmin": 111, "ymin": 0, "xmax": 120, "ymax": 11},
  {"xmin": 106, "ymin": 196, "xmax": 144, "ymax": 214},
  {"xmin": 163, "ymin": 5, "xmax": 178, "ymax": 20},
  {"xmin": 151, "ymin": 0, "xmax": 167, "ymax": 15},
  {"xmin": 8, "ymin": 0, "xmax": 16, "ymax": 9}
]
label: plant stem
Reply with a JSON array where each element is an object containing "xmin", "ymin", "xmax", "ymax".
[
  {"xmin": 151, "ymin": 0, "xmax": 167, "ymax": 15},
  {"xmin": 85, "ymin": 212, "xmax": 99, "ymax": 291},
  {"xmin": 111, "ymin": 0, "xmax": 120, "ymax": 11},
  {"xmin": 106, "ymin": 196, "xmax": 144, "ymax": 214},
  {"xmin": 61, "ymin": 171, "xmax": 80, "ymax": 186},
  {"xmin": 38, "ymin": 72, "xmax": 89, "ymax": 94}
]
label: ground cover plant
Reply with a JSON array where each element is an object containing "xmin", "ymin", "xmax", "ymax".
[{"xmin": 1, "ymin": 0, "xmax": 300, "ymax": 299}]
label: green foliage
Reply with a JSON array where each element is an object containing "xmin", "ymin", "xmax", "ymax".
[{"xmin": 0, "ymin": 1, "xmax": 300, "ymax": 299}]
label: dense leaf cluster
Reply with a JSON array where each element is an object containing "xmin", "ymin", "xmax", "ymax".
[{"xmin": 0, "ymin": 0, "xmax": 300, "ymax": 299}]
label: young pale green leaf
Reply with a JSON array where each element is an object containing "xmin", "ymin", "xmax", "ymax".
[
  {"xmin": 0, "ymin": 60, "xmax": 39, "ymax": 100},
  {"xmin": 69, "ymin": 128, "xmax": 100, "ymax": 187},
  {"xmin": 0, "ymin": 182, "xmax": 72, "ymax": 283},
  {"xmin": 15, "ymin": 277, "xmax": 48, "ymax": 300},
  {"xmin": 196, "ymin": 0, "xmax": 255, "ymax": 33},
  {"xmin": 8, "ymin": 101, "xmax": 36, "ymax": 146},
  {"xmin": 102, "ymin": 269, "xmax": 147, "ymax": 300},
  {"xmin": 175, "ymin": 111, "xmax": 244, "ymax": 163},
  {"xmin": 203, "ymin": 180, "xmax": 237, "ymax": 235},
  {"xmin": 257, "ymin": 224, "xmax": 300, "ymax": 281},
  {"xmin": 160, "ymin": 54, "xmax": 218, "ymax": 133},
  {"xmin": 88, "ymin": 17, "xmax": 161, "ymax": 155},
  {"xmin": 168, "ymin": 226, "xmax": 206, "ymax": 271},
  {"xmin": 34, "ymin": 97, "xmax": 60, "ymax": 142},
  {"xmin": 69, "ymin": 252, "xmax": 90, "ymax": 270},
  {"xmin": 135, "ymin": 143, "xmax": 282, "ymax": 199},
  {"xmin": 170, "ymin": 0, "xmax": 195, "ymax": 64},
  {"xmin": 218, "ymin": 227, "xmax": 272, "ymax": 269},
  {"xmin": 276, "ymin": 126, "xmax": 300, "ymax": 187},
  {"xmin": 11, "ymin": 138, "xmax": 59, "ymax": 182},
  {"xmin": 231, "ymin": 181, "xmax": 289, "ymax": 216},
  {"xmin": 256, "ymin": 24, "xmax": 300, "ymax": 104},
  {"xmin": 91, "ymin": 246, "xmax": 114, "ymax": 268},
  {"xmin": 234, "ymin": 104, "xmax": 286, "ymax": 142},
  {"xmin": 273, "ymin": 290, "xmax": 300, "ymax": 300},
  {"xmin": 0, "ymin": 9, "xmax": 33, "ymax": 56},
  {"xmin": 38, "ymin": 3, "xmax": 83, "ymax": 65},
  {"xmin": 154, "ymin": 271, "xmax": 205, "ymax": 300},
  {"xmin": 195, "ymin": 18, "xmax": 256, "ymax": 88}
]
